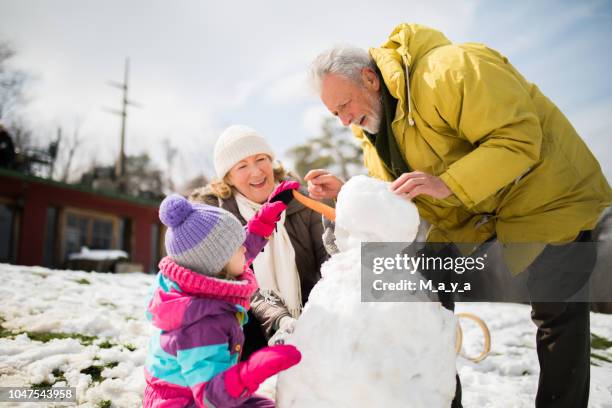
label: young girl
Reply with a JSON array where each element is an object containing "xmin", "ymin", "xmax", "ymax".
[{"xmin": 143, "ymin": 181, "xmax": 301, "ymax": 407}]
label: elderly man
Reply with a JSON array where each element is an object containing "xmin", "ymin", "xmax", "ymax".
[{"xmin": 306, "ymin": 23, "xmax": 611, "ymax": 408}]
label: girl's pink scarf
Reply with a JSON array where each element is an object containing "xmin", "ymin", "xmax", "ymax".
[{"xmin": 159, "ymin": 256, "xmax": 258, "ymax": 310}]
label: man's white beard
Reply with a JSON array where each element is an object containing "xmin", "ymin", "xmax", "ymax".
[
  {"xmin": 362, "ymin": 115, "xmax": 381, "ymax": 134},
  {"xmin": 362, "ymin": 95, "xmax": 383, "ymax": 134}
]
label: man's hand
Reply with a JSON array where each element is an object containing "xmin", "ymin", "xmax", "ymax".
[
  {"xmin": 389, "ymin": 171, "xmax": 452, "ymax": 199},
  {"xmin": 304, "ymin": 169, "xmax": 344, "ymax": 200}
]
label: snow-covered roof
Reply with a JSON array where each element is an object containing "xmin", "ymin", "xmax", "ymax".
[{"xmin": 68, "ymin": 247, "xmax": 129, "ymax": 261}]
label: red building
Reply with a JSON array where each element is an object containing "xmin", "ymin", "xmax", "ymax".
[{"xmin": 0, "ymin": 168, "xmax": 164, "ymax": 273}]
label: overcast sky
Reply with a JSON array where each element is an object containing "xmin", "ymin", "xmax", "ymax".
[{"xmin": 1, "ymin": 0, "xmax": 610, "ymax": 186}]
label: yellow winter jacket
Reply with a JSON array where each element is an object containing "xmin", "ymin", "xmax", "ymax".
[{"xmin": 354, "ymin": 23, "xmax": 612, "ymax": 273}]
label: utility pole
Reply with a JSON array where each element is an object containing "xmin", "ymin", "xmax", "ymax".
[{"xmin": 104, "ymin": 58, "xmax": 141, "ymax": 193}]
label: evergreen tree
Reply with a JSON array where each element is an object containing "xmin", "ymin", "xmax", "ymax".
[{"xmin": 287, "ymin": 118, "xmax": 363, "ymax": 179}]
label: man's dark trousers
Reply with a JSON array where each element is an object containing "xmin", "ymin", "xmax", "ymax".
[
  {"xmin": 423, "ymin": 229, "xmax": 595, "ymax": 408},
  {"xmin": 526, "ymin": 230, "xmax": 595, "ymax": 408}
]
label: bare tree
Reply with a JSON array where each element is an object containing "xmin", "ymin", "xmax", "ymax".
[
  {"xmin": 1, "ymin": 41, "xmax": 34, "ymax": 168},
  {"xmin": 5, "ymin": 115, "xmax": 33, "ymax": 153},
  {"xmin": 57, "ymin": 120, "xmax": 84, "ymax": 182},
  {"xmin": 0, "ymin": 42, "xmax": 28, "ymax": 120}
]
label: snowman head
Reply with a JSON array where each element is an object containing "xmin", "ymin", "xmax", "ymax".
[{"xmin": 334, "ymin": 175, "xmax": 420, "ymax": 252}]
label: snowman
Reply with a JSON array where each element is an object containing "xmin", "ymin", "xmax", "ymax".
[{"xmin": 275, "ymin": 175, "xmax": 457, "ymax": 408}]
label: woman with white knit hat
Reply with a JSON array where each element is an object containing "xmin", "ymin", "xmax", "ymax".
[{"xmin": 189, "ymin": 124, "xmax": 328, "ymax": 359}]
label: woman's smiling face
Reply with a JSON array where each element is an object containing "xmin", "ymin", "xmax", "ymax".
[{"xmin": 226, "ymin": 153, "xmax": 275, "ymax": 204}]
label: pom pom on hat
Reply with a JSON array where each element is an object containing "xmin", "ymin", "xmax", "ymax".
[{"xmin": 159, "ymin": 194, "xmax": 194, "ymax": 228}]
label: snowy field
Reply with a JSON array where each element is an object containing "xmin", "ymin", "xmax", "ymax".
[{"xmin": 1, "ymin": 263, "xmax": 612, "ymax": 407}]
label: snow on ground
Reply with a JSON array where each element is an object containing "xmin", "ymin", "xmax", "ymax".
[
  {"xmin": 0, "ymin": 263, "xmax": 154, "ymax": 407},
  {"xmin": 455, "ymin": 302, "xmax": 612, "ymax": 407},
  {"xmin": 1, "ymin": 262, "xmax": 612, "ymax": 407}
]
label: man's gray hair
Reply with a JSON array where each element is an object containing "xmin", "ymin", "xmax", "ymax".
[{"xmin": 309, "ymin": 45, "xmax": 375, "ymax": 92}]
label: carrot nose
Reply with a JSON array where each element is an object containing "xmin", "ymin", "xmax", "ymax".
[{"xmin": 292, "ymin": 190, "xmax": 336, "ymax": 222}]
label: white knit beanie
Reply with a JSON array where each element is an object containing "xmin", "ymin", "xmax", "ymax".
[{"xmin": 213, "ymin": 125, "xmax": 275, "ymax": 179}]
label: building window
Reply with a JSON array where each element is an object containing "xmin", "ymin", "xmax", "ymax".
[
  {"xmin": 92, "ymin": 219, "xmax": 113, "ymax": 249},
  {"xmin": 61, "ymin": 208, "xmax": 119, "ymax": 262},
  {"xmin": 0, "ymin": 202, "xmax": 18, "ymax": 263},
  {"xmin": 43, "ymin": 207, "xmax": 58, "ymax": 267},
  {"xmin": 117, "ymin": 217, "xmax": 132, "ymax": 254}
]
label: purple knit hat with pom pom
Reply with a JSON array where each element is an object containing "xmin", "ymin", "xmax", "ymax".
[{"xmin": 159, "ymin": 194, "xmax": 245, "ymax": 276}]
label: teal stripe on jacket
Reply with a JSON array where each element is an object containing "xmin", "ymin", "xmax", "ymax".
[
  {"xmin": 177, "ymin": 343, "xmax": 238, "ymax": 387},
  {"xmin": 145, "ymin": 332, "xmax": 239, "ymax": 388},
  {"xmin": 145, "ymin": 332, "xmax": 187, "ymax": 387}
]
